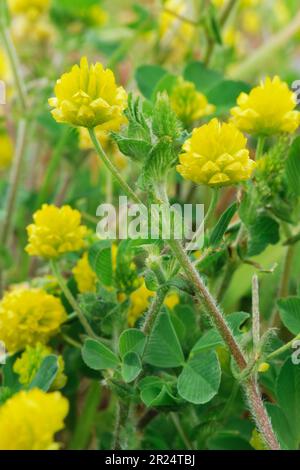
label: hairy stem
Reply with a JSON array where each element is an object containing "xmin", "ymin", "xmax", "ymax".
[{"xmin": 88, "ymin": 128, "xmax": 141, "ymax": 204}]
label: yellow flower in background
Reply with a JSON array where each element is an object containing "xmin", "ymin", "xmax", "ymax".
[
  {"xmin": 0, "ymin": 133, "xmax": 13, "ymax": 170},
  {"xmin": 72, "ymin": 252, "xmax": 97, "ymax": 293},
  {"xmin": 241, "ymin": 10, "xmax": 261, "ymax": 35},
  {"xmin": 240, "ymin": 0, "xmax": 259, "ymax": 7},
  {"xmin": 8, "ymin": 0, "xmax": 50, "ymax": 18},
  {"xmin": 13, "ymin": 343, "xmax": 67, "ymax": 389},
  {"xmin": 0, "ymin": 389, "xmax": 68, "ymax": 450},
  {"xmin": 258, "ymin": 362, "xmax": 270, "ymax": 373},
  {"xmin": 177, "ymin": 118, "xmax": 256, "ymax": 187},
  {"xmin": 159, "ymin": 0, "xmax": 196, "ymax": 61},
  {"xmin": 170, "ymin": 78, "xmax": 215, "ymax": 126},
  {"xmin": 164, "ymin": 292, "xmax": 180, "ymax": 310},
  {"xmin": 0, "ymin": 49, "xmax": 11, "ymax": 81},
  {"xmin": 128, "ymin": 282, "xmax": 180, "ymax": 326},
  {"xmin": 230, "ymin": 76, "xmax": 300, "ymax": 135},
  {"xmin": 11, "ymin": 14, "xmax": 55, "ymax": 44},
  {"xmin": 87, "ymin": 5, "xmax": 108, "ymax": 26},
  {"xmin": 128, "ymin": 281, "xmax": 154, "ymax": 327},
  {"xmin": 0, "ymin": 287, "xmax": 67, "ymax": 353},
  {"xmin": 49, "ymin": 57, "xmax": 128, "ymax": 128},
  {"xmin": 26, "ymin": 204, "xmax": 87, "ymax": 258}
]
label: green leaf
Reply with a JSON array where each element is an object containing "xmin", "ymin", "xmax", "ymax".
[
  {"xmin": 118, "ymin": 329, "xmax": 147, "ymax": 359},
  {"xmin": 139, "ymin": 376, "xmax": 180, "ymax": 407},
  {"xmin": 112, "ymin": 135, "xmax": 151, "ymax": 162},
  {"xmin": 135, "ymin": 65, "xmax": 167, "ymax": 99},
  {"xmin": 207, "ymin": 80, "xmax": 250, "ymax": 114},
  {"xmin": 2, "ymin": 355, "xmax": 21, "ymax": 391},
  {"xmin": 144, "ymin": 310, "xmax": 184, "ymax": 368},
  {"xmin": 192, "ymin": 312, "xmax": 249, "ymax": 353},
  {"xmin": 144, "ymin": 269, "xmax": 159, "ymax": 291},
  {"xmin": 210, "ymin": 202, "xmax": 237, "ymax": 247},
  {"xmin": 121, "ymin": 352, "xmax": 142, "ymax": 383},
  {"xmin": 184, "ymin": 61, "xmax": 222, "ymax": 93},
  {"xmin": 247, "ymin": 215, "xmax": 280, "ymax": 256},
  {"xmin": 152, "ymin": 73, "xmax": 178, "ymax": 100},
  {"xmin": 266, "ymin": 403, "xmax": 297, "ymax": 450},
  {"xmin": 88, "ymin": 241, "xmax": 113, "ymax": 286},
  {"xmin": 177, "ymin": 350, "xmax": 221, "ymax": 404},
  {"xmin": 276, "ymin": 358, "xmax": 300, "ymax": 443},
  {"xmin": 28, "ymin": 355, "xmax": 58, "ymax": 392},
  {"xmin": 277, "ymin": 297, "xmax": 300, "ymax": 335},
  {"xmin": 208, "ymin": 432, "xmax": 253, "ymax": 450},
  {"xmin": 286, "ymin": 136, "xmax": 300, "ymax": 196},
  {"xmin": 82, "ymin": 339, "xmax": 119, "ymax": 370}
]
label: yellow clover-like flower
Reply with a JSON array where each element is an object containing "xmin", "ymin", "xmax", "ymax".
[
  {"xmin": 230, "ymin": 76, "xmax": 300, "ymax": 135},
  {"xmin": 8, "ymin": 0, "xmax": 50, "ymax": 17},
  {"xmin": 49, "ymin": 57, "xmax": 128, "ymax": 128},
  {"xmin": 177, "ymin": 118, "xmax": 256, "ymax": 187},
  {"xmin": 13, "ymin": 343, "xmax": 67, "ymax": 390},
  {"xmin": 0, "ymin": 133, "xmax": 13, "ymax": 170},
  {"xmin": 26, "ymin": 204, "xmax": 88, "ymax": 258},
  {"xmin": 128, "ymin": 282, "xmax": 180, "ymax": 327},
  {"xmin": 170, "ymin": 78, "xmax": 215, "ymax": 126},
  {"xmin": 0, "ymin": 389, "xmax": 68, "ymax": 450},
  {"xmin": 0, "ymin": 287, "xmax": 67, "ymax": 353},
  {"xmin": 72, "ymin": 252, "xmax": 97, "ymax": 293}
]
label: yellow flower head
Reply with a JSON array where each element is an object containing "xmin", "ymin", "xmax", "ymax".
[
  {"xmin": 128, "ymin": 281, "xmax": 154, "ymax": 327},
  {"xmin": 258, "ymin": 362, "xmax": 270, "ymax": 373},
  {"xmin": 170, "ymin": 78, "xmax": 215, "ymax": 125},
  {"xmin": 72, "ymin": 252, "xmax": 97, "ymax": 293},
  {"xmin": 0, "ymin": 389, "xmax": 68, "ymax": 450},
  {"xmin": 177, "ymin": 118, "xmax": 256, "ymax": 187},
  {"xmin": 26, "ymin": 204, "xmax": 88, "ymax": 258},
  {"xmin": 8, "ymin": 0, "xmax": 50, "ymax": 18},
  {"xmin": 13, "ymin": 343, "xmax": 67, "ymax": 390},
  {"xmin": 230, "ymin": 76, "xmax": 300, "ymax": 136},
  {"xmin": 49, "ymin": 57, "xmax": 128, "ymax": 128},
  {"xmin": 0, "ymin": 287, "xmax": 67, "ymax": 353},
  {"xmin": 11, "ymin": 14, "xmax": 55, "ymax": 44},
  {"xmin": 0, "ymin": 132, "xmax": 13, "ymax": 170}
]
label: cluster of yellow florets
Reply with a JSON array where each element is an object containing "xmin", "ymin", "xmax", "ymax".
[
  {"xmin": 231, "ymin": 76, "xmax": 300, "ymax": 135},
  {"xmin": 13, "ymin": 343, "xmax": 67, "ymax": 389},
  {"xmin": 0, "ymin": 287, "xmax": 67, "ymax": 353},
  {"xmin": 8, "ymin": 0, "xmax": 55, "ymax": 43},
  {"xmin": 49, "ymin": 57, "xmax": 128, "ymax": 128},
  {"xmin": 72, "ymin": 252, "xmax": 97, "ymax": 293},
  {"xmin": 26, "ymin": 204, "xmax": 88, "ymax": 258},
  {"xmin": 0, "ymin": 389, "xmax": 68, "ymax": 450},
  {"xmin": 170, "ymin": 78, "xmax": 215, "ymax": 126},
  {"xmin": 177, "ymin": 118, "xmax": 256, "ymax": 187}
]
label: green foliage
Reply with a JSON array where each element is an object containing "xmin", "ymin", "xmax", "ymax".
[
  {"xmin": 28, "ymin": 355, "xmax": 59, "ymax": 392},
  {"xmin": 144, "ymin": 310, "xmax": 185, "ymax": 368},
  {"xmin": 177, "ymin": 350, "xmax": 221, "ymax": 404},
  {"xmin": 88, "ymin": 241, "xmax": 113, "ymax": 287},
  {"xmin": 277, "ymin": 297, "xmax": 300, "ymax": 335},
  {"xmin": 82, "ymin": 339, "xmax": 119, "ymax": 370}
]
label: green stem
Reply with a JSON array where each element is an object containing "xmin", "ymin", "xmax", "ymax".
[
  {"xmin": 256, "ymin": 136, "xmax": 266, "ymax": 160},
  {"xmin": 0, "ymin": 23, "xmax": 27, "ymax": 112},
  {"xmin": 0, "ymin": 118, "xmax": 27, "ymax": 246},
  {"xmin": 113, "ymin": 400, "xmax": 129, "ymax": 450},
  {"xmin": 170, "ymin": 412, "xmax": 193, "ymax": 450},
  {"xmin": 50, "ymin": 259, "xmax": 97, "ymax": 339},
  {"xmin": 142, "ymin": 285, "xmax": 169, "ymax": 335},
  {"xmin": 267, "ymin": 333, "xmax": 300, "ymax": 360},
  {"xmin": 69, "ymin": 381, "xmax": 101, "ymax": 450},
  {"xmin": 36, "ymin": 127, "xmax": 70, "ymax": 208},
  {"xmin": 88, "ymin": 128, "xmax": 141, "ymax": 204}
]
